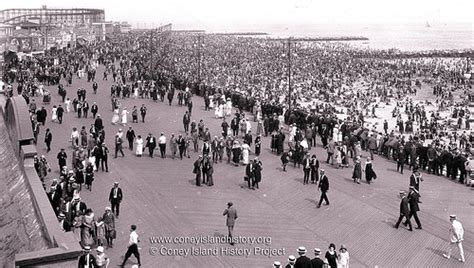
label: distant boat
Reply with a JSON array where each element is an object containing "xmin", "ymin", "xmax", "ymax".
[{"xmin": 426, "ymin": 21, "xmax": 431, "ymax": 28}]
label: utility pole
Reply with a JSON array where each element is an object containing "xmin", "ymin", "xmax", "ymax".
[
  {"xmin": 149, "ymin": 29, "xmax": 154, "ymax": 79},
  {"xmin": 287, "ymin": 37, "xmax": 292, "ymax": 111},
  {"xmin": 197, "ymin": 34, "xmax": 201, "ymax": 83}
]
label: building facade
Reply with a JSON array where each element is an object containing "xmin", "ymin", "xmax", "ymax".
[{"xmin": 0, "ymin": 7, "xmax": 105, "ymax": 26}]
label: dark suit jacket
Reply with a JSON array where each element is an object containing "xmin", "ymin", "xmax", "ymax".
[
  {"xmin": 303, "ymin": 157, "xmax": 311, "ymax": 170},
  {"xmin": 94, "ymin": 117, "xmax": 103, "ymax": 130},
  {"xmin": 408, "ymin": 191, "xmax": 420, "ymax": 212},
  {"xmin": 310, "ymin": 257, "xmax": 324, "ymax": 268},
  {"xmin": 146, "ymin": 136, "xmax": 156, "ymax": 149},
  {"xmin": 319, "ymin": 175, "xmax": 329, "ymax": 192},
  {"xmin": 295, "ymin": 255, "xmax": 312, "ymax": 268},
  {"xmin": 245, "ymin": 163, "xmax": 254, "ymax": 178},
  {"xmin": 193, "ymin": 159, "xmax": 202, "ymax": 174},
  {"xmin": 400, "ymin": 196, "xmax": 410, "ymax": 216},
  {"xmin": 77, "ymin": 253, "xmax": 96, "ymax": 268},
  {"xmin": 109, "ymin": 187, "xmax": 123, "ymax": 203}
]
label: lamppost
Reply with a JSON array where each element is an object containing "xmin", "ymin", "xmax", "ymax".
[
  {"xmin": 282, "ymin": 37, "xmax": 296, "ymax": 111},
  {"xmin": 193, "ymin": 34, "xmax": 205, "ymax": 89}
]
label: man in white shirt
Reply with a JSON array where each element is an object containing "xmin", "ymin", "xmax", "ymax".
[
  {"xmin": 443, "ymin": 215, "xmax": 465, "ymax": 262},
  {"xmin": 120, "ymin": 225, "xmax": 141, "ymax": 266},
  {"xmin": 158, "ymin": 132, "xmax": 167, "ymax": 158}
]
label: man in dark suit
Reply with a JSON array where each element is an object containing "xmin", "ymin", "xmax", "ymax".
[
  {"xmin": 193, "ymin": 155, "xmax": 203, "ymax": 186},
  {"xmin": 91, "ymin": 102, "xmax": 98, "ymax": 118},
  {"xmin": 404, "ymin": 186, "xmax": 422, "ymax": 229},
  {"xmin": 302, "ymin": 153, "xmax": 311, "ymax": 185},
  {"xmin": 295, "ymin": 246, "xmax": 312, "ymax": 268},
  {"xmin": 397, "ymin": 145, "xmax": 406, "ymax": 174},
  {"xmin": 253, "ymin": 158, "xmax": 263, "ymax": 189},
  {"xmin": 94, "ymin": 114, "xmax": 103, "ymax": 131},
  {"xmin": 101, "ymin": 144, "xmax": 109, "ymax": 172},
  {"xmin": 245, "ymin": 160, "xmax": 255, "ymax": 189},
  {"xmin": 109, "ymin": 182, "xmax": 123, "ymax": 218},
  {"xmin": 409, "ymin": 168, "xmax": 423, "ymax": 195},
  {"xmin": 56, "ymin": 104, "xmax": 64, "ymax": 124},
  {"xmin": 71, "ymin": 195, "xmax": 87, "ymax": 218},
  {"xmin": 77, "ymin": 246, "xmax": 96, "ymax": 268},
  {"xmin": 45, "ymin": 128, "xmax": 52, "ymax": 152},
  {"xmin": 183, "ymin": 111, "xmax": 191, "ymax": 132},
  {"xmin": 57, "ymin": 148, "xmax": 67, "ymax": 170},
  {"xmin": 146, "ymin": 133, "xmax": 156, "ymax": 158},
  {"xmin": 394, "ymin": 190, "xmax": 413, "ymax": 231},
  {"xmin": 223, "ymin": 202, "xmax": 238, "ymax": 245},
  {"xmin": 126, "ymin": 127, "xmax": 136, "ymax": 151},
  {"xmin": 48, "ymin": 179, "xmax": 61, "ymax": 215},
  {"xmin": 177, "ymin": 134, "xmax": 186, "ymax": 159},
  {"xmin": 317, "ymin": 169, "xmax": 329, "ymax": 208},
  {"xmin": 310, "ymin": 248, "xmax": 325, "ymax": 268}
]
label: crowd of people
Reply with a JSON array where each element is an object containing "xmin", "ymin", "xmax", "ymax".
[{"xmin": 1, "ymin": 29, "xmax": 472, "ymax": 267}]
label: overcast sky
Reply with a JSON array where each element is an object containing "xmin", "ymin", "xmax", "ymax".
[{"xmin": 2, "ymin": 0, "xmax": 472, "ymax": 29}]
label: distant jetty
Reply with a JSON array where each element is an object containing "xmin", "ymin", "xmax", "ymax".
[
  {"xmin": 269, "ymin": 36, "xmax": 369, "ymax": 42},
  {"xmin": 208, "ymin": 32, "xmax": 269, "ymax": 36}
]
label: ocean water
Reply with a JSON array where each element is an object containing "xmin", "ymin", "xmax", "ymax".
[{"xmin": 184, "ymin": 22, "xmax": 473, "ymax": 51}]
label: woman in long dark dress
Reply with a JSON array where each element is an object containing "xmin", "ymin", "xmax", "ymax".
[
  {"xmin": 231, "ymin": 140, "xmax": 241, "ymax": 166},
  {"xmin": 352, "ymin": 158, "xmax": 362, "ymax": 184},
  {"xmin": 325, "ymin": 243, "xmax": 338, "ymax": 268},
  {"xmin": 84, "ymin": 162, "xmax": 94, "ymax": 190},
  {"xmin": 364, "ymin": 157, "xmax": 377, "ymax": 184}
]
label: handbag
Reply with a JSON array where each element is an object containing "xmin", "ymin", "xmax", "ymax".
[
  {"xmin": 109, "ymin": 229, "xmax": 117, "ymax": 239},
  {"xmin": 244, "ymin": 176, "xmax": 249, "ymax": 181}
]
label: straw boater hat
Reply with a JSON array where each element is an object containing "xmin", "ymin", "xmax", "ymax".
[
  {"xmin": 297, "ymin": 246, "xmax": 307, "ymax": 254},
  {"xmin": 96, "ymin": 246, "xmax": 104, "ymax": 253},
  {"xmin": 273, "ymin": 261, "xmax": 281, "ymax": 267},
  {"xmin": 288, "ymin": 255, "xmax": 296, "ymax": 262},
  {"xmin": 450, "ymin": 215, "xmax": 457, "ymax": 220},
  {"xmin": 314, "ymin": 248, "xmax": 321, "ymax": 255}
]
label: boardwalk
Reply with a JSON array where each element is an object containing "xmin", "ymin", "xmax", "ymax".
[{"xmin": 33, "ymin": 65, "xmax": 473, "ymax": 267}]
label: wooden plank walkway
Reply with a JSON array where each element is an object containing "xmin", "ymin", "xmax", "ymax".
[{"xmin": 31, "ymin": 64, "xmax": 474, "ymax": 267}]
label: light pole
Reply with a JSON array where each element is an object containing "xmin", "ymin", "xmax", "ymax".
[
  {"xmin": 149, "ymin": 28, "xmax": 154, "ymax": 79},
  {"xmin": 287, "ymin": 37, "xmax": 292, "ymax": 111},
  {"xmin": 193, "ymin": 34, "xmax": 205, "ymax": 86}
]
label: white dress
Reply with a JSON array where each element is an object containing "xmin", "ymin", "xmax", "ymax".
[
  {"xmin": 209, "ymin": 95, "xmax": 214, "ymax": 108},
  {"xmin": 225, "ymin": 100, "xmax": 232, "ymax": 116},
  {"xmin": 246, "ymin": 120, "xmax": 252, "ymax": 134},
  {"xmin": 65, "ymin": 100, "xmax": 71, "ymax": 113},
  {"xmin": 217, "ymin": 104, "xmax": 224, "ymax": 118},
  {"xmin": 51, "ymin": 107, "xmax": 58, "ymax": 121},
  {"xmin": 121, "ymin": 110, "xmax": 128, "ymax": 125},
  {"xmin": 241, "ymin": 143, "xmax": 250, "ymax": 165},
  {"xmin": 111, "ymin": 109, "xmax": 120, "ymax": 124},
  {"xmin": 136, "ymin": 138, "xmax": 144, "ymax": 155}
]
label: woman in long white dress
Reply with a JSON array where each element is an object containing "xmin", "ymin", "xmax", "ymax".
[
  {"xmin": 65, "ymin": 98, "xmax": 71, "ymax": 113},
  {"xmin": 136, "ymin": 136, "xmax": 144, "ymax": 156},
  {"xmin": 51, "ymin": 105, "xmax": 58, "ymax": 122},
  {"xmin": 241, "ymin": 142, "xmax": 251, "ymax": 165},
  {"xmin": 217, "ymin": 103, "xmax": 224, "ymax": 118},
  {"xmin": 225, "ymin": 99, "xmax": 232, "ymax": 117},
  {"xmin": 133, "ymin": 87, "xmax": 138, "ymax": 99},
  {"xmin": 111, "ymin": 109, "xmax": 120, "ymax": 124},
  {"xmin": 121, "ymin": 108, "xmax": 128, "ymax": 125}
]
